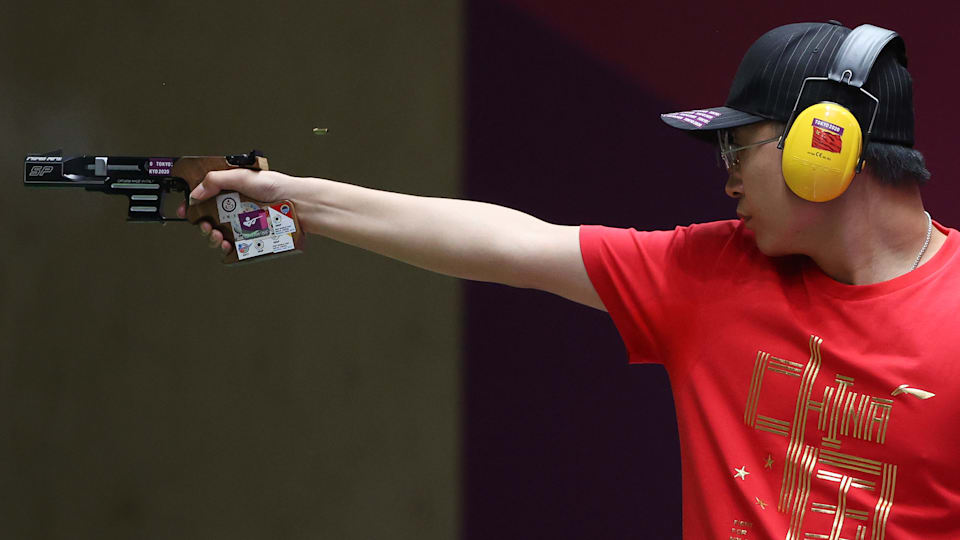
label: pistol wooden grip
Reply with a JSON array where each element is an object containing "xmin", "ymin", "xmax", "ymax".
[{"xmin": 170, "ymin": 155, "xmax": 270, "ymax": 190}]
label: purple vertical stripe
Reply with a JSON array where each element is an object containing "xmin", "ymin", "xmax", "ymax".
[{"xmin": 464, "ymin": 2, "xmax": 734, "ymax": 538}]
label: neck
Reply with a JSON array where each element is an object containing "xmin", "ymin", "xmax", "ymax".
[{"xmin": 804, "ymin": 180, "xmax": 944, "ymax": 285}]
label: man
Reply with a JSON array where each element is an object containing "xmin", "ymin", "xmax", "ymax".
[{"xmin": 179, "ymin": 21, "xmax": 958, "ymax": 539}]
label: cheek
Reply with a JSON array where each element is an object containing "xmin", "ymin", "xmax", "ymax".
[
  {"xmin": 743, "ymin": 159, "xmax": 789, "ymax": 208},
  {"xmin": 743, "ymin": 161, "xmax": 807, "ymax": 246}
]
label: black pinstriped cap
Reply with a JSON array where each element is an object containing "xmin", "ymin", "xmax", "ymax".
[{"xmin": 661, "ymin": 21, "xmax": 915, "ymax": 146}]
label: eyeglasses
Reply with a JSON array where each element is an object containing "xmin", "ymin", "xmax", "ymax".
[{"xmin": 717, "ymin": 129, "xmax": 781, "ymax": 170}]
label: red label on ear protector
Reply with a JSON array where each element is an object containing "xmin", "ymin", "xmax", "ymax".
[{"xmin": 811, "ymin": 118, "xmax": 843, "ymax": 153}]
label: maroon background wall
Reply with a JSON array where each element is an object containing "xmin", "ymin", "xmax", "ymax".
[{"xmin": 464, "ymin": 2, "xmax": 959, "ymax": 538}]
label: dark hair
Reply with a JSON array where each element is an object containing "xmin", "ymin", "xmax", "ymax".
[{"xmin": 862, "ymin": 142, "xmax": 931, "ymax": 187}]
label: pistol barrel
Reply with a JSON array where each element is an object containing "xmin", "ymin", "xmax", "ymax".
[{"xmin": 24, "ymin": 152, "xmax": 188, "ymax": 221}]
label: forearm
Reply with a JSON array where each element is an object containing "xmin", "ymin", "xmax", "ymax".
[{"xmin": 289, "ymin": 177, "xmax": 549, "ymax": 286}]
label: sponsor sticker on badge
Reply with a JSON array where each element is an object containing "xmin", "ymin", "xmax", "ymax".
[
  {"xmin": 227, "ymin": 201, "xmax": 262, "ymax": 238},
  {"xmin": 238, "ymin": 209, "xmax": 271, "ymax": 240},
  {"xmin": 269, "ymin": 204, "xmax": 297, "ymax": 235},
  {"xmin": 271, "ymin": 234, "xmax": 295, "ymax": 254},
  {"xmin": 216, "ymin": 193, "xmax": 241, "ymax": 224},
  {"xmin": 235, "ymin": 236, "xmax": 275, "ymax": 261}
]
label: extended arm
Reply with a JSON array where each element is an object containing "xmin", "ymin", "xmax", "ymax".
[{"xmin": 183, "ymin": 170, "xmax": 605, "ymax": 311}]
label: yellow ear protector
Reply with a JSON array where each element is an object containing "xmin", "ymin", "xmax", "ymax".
[
  {"xmin": 781, "ymin": 101, "xmax": 863, "ymax": 202},
  {"xmin": 777, "ymin": 24, "xmax": 900, "ymax": 202}
]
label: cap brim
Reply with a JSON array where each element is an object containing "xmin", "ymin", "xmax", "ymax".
[{"xmin": 660, "ymin": 106, "xmax": 765, "ymax": 131}]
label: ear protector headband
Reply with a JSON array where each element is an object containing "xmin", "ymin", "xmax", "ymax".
[{"xmin": 778, "ymin": 24, "xmax": 901, "ymax": 202}]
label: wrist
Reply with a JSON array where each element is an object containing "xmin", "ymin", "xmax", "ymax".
[{"xmin": 285, "ymin": 176, "xmax": 327, "ymax": 235}]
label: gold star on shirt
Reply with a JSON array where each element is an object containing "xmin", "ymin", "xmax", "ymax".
[
  {"xmin": 755, "ymin": 496, "xmax": 767, "ymax": 510},
  {"xmin": 733, "ymin": 466, "xmax": 750, "ymax": 480},
  {"xmin": 764, "ymin": 454, "xmax": 774, "ymax": 470}
]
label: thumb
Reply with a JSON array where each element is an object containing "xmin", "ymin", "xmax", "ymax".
[{"xmin": 189, "ymin": 169, "xmax": 257, "ymax": 205}]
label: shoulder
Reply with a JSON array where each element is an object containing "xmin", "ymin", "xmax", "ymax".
[
  {"xmin": 581, "ymin": 219, "xmax": 754, "ymax": 260},
  {"xmin": 580, "ymin": 219, "xmax": 778, "ymax": 287}
]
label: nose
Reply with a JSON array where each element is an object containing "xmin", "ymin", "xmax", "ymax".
[{"xmin": 725, "ymin": 173, "xmax": 743, "ymax": 199}]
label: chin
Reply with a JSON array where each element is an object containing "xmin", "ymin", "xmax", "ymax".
[{"xmin": 752, "ymin": 231, "xmax": 790, "ymax": 257}]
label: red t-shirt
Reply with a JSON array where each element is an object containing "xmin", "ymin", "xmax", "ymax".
[{"xmin": 580, "ymin": 219, "xmax": 960, "ymax": 539}]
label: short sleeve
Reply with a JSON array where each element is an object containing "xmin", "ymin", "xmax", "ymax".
[{"xmin": 579, "ymin": 222, "xmax": 739, "ymax": 365}]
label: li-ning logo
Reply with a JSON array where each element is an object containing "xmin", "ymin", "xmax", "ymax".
[
  {"xmin": 891, "ymin": 384, "xmax": 936, "ymax": 400},
  {"xmin": 811, "ymin": 118, "xmax": 844, "ymax": 153},
  {"xmin": 28, "ymin": 165, "xmax": 56, "ymax": 176}
]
